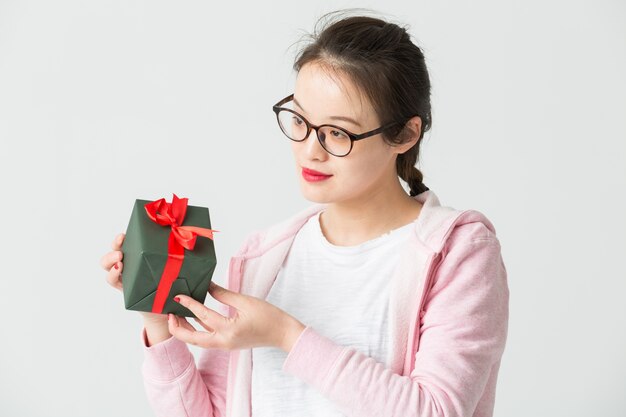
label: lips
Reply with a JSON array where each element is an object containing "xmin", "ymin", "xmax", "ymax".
[
  {"xmin": 302, "ymin": 167, "xmax": 331, "ymax": 177},
  {"xmin": 301, "ymin": 166, "xmax": 332, "ymax": 183}
]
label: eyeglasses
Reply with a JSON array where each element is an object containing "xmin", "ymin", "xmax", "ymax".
[{"xmin": 272, "ymin": 93, "xmax": 404, "ymax": 157}]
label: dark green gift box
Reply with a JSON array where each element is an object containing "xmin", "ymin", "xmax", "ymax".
[{"xmin": 121, "ymin": 194, "xmax": 217, "ymax": 318}]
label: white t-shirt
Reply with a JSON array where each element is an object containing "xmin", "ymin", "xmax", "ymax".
[{"xmin": 251, "ymin": 210, "xmax": 416, "ymax": 416}]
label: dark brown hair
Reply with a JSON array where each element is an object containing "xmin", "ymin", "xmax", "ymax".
[{"xmin": 291, "ymin": 9, "xmax": 432, "ymax": 196}]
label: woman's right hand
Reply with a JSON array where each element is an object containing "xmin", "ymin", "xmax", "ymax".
[{"xmin": 100, "ymin": 232, "xmax": 168, "ymax": 325}]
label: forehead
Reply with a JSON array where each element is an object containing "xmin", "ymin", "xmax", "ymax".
[{"xmin": 293, "ymin": 62, "xmax": 375, "ymax": 123}]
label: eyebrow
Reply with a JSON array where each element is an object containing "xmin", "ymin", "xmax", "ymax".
[{"xmin": 293, "ymin": 97, "xmax": 362, "ymax": 128}]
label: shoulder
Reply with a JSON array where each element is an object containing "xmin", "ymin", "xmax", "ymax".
[
  {"xmin": 427, "ymin": 209, "xmax": 507, "ymax": 298},
  {"xmin": 417, "ymin": 191, "xmax": 500, "ymax": 253},
  {"xmin": 441, "ymin": 209, "xmax": 502, "ymax": 254},
  {"xmin": 450, "ymin": 211, "xmax": 499, "ymax": 242}
]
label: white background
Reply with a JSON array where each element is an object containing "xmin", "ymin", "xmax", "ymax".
[{"xmin": 0, "ymin": 1, "xmax": 624, "ymax": 416}]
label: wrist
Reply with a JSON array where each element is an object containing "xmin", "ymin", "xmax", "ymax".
[
  {"xmin": 140, "ymin": 311, "xmax": 168, "ymax": 323},
  {"xmin": 278, "ymin": 317, "xmax": 306, "ymax": 353},
  {"xmin": 142, "ymin": 316, "xmax": 172, "ymax": 347}
]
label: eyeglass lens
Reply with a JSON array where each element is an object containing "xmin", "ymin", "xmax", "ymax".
[{"xmin": 277, "ymin": 110, "xmax": 352, "ymax": 156}]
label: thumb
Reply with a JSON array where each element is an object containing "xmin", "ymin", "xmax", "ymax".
[{"xmin": 209, "ymin": 281, "xmax": 242, "ymax": 308}]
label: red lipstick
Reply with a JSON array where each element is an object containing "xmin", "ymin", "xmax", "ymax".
[{"xmin": 302, "ymin": 167, "xmax": 332, "ymax": 182}]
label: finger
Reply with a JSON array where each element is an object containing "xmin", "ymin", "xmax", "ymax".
[
  {"xmin": 105, "ymin": 260, "xmax": 124, "ymax": 290},
  {"xmin": 169, "ymin": 314, "xmax": 196, "ymax": 333},
  {"xmin": 100, "ymin": 250, "xmax": 123, "ymax": 271},
  {"xmin": 208, "ymin": 282, "xmax": 247, "ymax": 310},
  {"xmin": 111, "ymin": 233, "xmax": 125, "ymax": 251},
  {"xmin": 170, "ymin": 313, "xmax": 215, "ymax": 333},
  {"xmin": 174, "ymin": 295, "xmax": 225, "ymax": 331},
  {"xmin": 192, "ymin": 316, "xmax": 217, "ymax": 333},
  {"xmin": 169, "ymin": 314, "xmax": 217, "ymax": 347}
]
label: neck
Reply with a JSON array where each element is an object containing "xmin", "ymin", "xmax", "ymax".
[{"xmin": 319, "ymin": 177, "xmax": 423, "ymax": 246}]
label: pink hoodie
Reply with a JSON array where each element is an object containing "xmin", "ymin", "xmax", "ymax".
[{"xmin": 139, "ymin": 189, "xmax": 509, "ymax": 417}]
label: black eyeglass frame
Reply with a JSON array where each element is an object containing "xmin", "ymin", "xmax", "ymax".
[{"xmin": 272, "ymin": 93, "xmax": 405, "ymax": 157}]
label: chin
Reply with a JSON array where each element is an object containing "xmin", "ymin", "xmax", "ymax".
[
  {"xmin": 301, "ymin": 190, "xmax": 332, "ymax": 204},
  {"xmin": 299, "ymin": 183, "xmax": 336, "ymax": 204}
]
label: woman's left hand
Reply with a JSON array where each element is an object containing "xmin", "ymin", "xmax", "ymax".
[{"xmin": 168, "ymin": 282, "xmax": 306, "ymax": 353}]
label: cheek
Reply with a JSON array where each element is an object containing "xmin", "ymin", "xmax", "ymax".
[
  {"xmin": 290, "ymin": 142, "xmax": 302, "ymax": 163},
  {"xmin": 354, "ymin": 141, "xmax": 389, "ymax": 171},
  {"xmin": 339, "ymin": 145, "xmax": 392, "ymax": 185},
  {"xmin": 337, "ymin": 156, "xmax": 381, "ymax": 187}
]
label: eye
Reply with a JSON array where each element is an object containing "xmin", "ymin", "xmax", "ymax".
[
  {"xmin": 292, "ymin": 116, "xmax": 304, "ymax": 125},
  {"xmin": 330, "ymin": 129, "xmax": 349, "ymax": 139}
]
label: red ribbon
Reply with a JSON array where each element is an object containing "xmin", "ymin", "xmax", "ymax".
[{"xmin": 144, "ymin": 193, "xmax": 218, "ymax": 314}]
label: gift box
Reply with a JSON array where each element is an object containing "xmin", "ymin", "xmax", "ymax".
[{"xmin": 121, "ymin": 194, "xmax": 218, "ymax": 318}]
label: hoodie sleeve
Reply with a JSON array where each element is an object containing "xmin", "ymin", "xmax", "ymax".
[
  {"xmin": 140, "ymin": 304, "xmax": 231, "ymax": 417},
  {"xmin": 281, "ymin": 222, "xmax": 510, "ymax": 417}
]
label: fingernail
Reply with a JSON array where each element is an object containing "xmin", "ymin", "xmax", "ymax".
[
  {"xmin": 114, "ymin": 263, "xmax": 119, "ymax": 270},
  {"xmin": 174, "ymin": 296, "xmax": 180, "ymax": 303}
]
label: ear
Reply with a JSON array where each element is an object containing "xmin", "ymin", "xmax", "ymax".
[{"xmin": 393, "ymin": 116, "xmax": 422, "ymax": 155}]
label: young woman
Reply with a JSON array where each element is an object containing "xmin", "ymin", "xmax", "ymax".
[{"xmin": 101, "ymin": 11, "xmax": 509, "ymax": 417}]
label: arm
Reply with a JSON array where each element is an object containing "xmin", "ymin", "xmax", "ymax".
[
  {"xmin": 141, "ymin": 303, "xmax": 231, "ymax": 417},
  {"xmin": 281, "ymin": 224, "xmax": 510, "ymax": 417}
]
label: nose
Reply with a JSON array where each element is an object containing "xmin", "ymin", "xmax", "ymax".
[{"xmin": 303, "ymin": 127, "xmax": 327, "ymax": 158}]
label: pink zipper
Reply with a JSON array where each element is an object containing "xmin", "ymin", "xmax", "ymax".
[
  {"xmin": 226, "ymin": 256, "xmax": 245, "ymax": 417},
  {"xmin": 409, "ymin": 251, "xmax": 444, "ymax": 372}
]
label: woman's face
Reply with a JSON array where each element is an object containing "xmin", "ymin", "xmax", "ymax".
[{"xmin": 290, "ymin": 62, "xmax": 404, "ymax": 205}]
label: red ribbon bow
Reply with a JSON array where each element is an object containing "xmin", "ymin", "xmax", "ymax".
[{"xmin": 144, "ymin": 193, "xmax": 218, "ymax": 314}]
